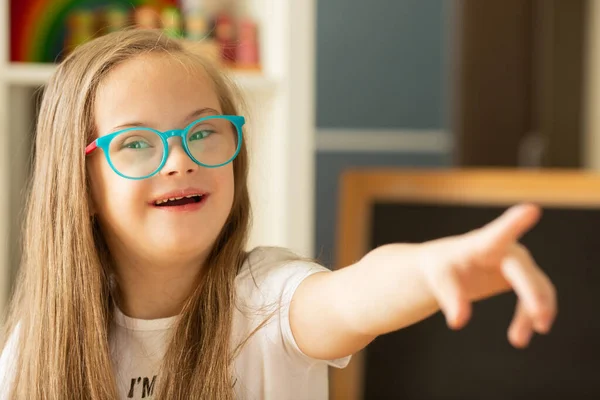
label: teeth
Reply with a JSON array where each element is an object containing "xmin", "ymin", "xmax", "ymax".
[{"xmin": 154, "ymin": 194, "xmax": 203, "ymax": 205}]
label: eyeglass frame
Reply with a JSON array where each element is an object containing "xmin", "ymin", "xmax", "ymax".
[{"xmin": 85, "ymin": 115, "xmax": 245, "ymax": 180}]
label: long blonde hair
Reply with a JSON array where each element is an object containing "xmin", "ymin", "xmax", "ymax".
[{"xmin": 1, "ymin": 29, "xmax": 251, "ymax": 399}]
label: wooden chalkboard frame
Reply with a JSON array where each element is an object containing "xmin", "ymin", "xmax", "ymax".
[{"xmin": 329, "ymin": 168, "xmax": 600, "ymax": 400}]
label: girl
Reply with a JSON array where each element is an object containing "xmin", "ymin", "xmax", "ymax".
[{"xmin": 0, "ymin": 29, "xmax": 556, "ymax": 399}]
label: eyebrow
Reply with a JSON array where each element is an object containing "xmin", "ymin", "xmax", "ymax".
[{"xmin": 109, "ymin": 108, "xmax": 221, "ymax": 132}]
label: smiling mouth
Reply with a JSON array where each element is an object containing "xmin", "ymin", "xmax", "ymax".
[{"xmin": 154, "ymin": 194, "xmax": 204, "ymax": 207}]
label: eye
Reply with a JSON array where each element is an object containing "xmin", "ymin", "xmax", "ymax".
[
  {"xmin": 122, "ymin": 139, "xmax": 152, "ymax": 149},
  {"xmin": 189, "ymin": 129, "xmax": 215, "ymax": 141}
]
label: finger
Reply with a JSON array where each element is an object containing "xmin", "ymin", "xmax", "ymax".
[
  {"xmin": 428, "ymin": 267, "xmax": 472, "ymax": 330},
  {"xmin": 479, "ymin": 204, "xmax": 541, "ymax": 249},
  {"xmin": 501, "ymin": 248, "xmax": 557, "ymax": 334},
  {"xmin": 508, "ymin": 300, "xmax": 534, "ymax": 348}
]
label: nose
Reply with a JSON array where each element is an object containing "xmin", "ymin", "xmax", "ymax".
[{"xmin": 160, "ymin": 137, "xmax": 198, "ymax": 176}]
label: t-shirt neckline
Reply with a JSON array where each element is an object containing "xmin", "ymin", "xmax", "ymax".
[{"xmin": 113, "ymin": 306, "xmax": 178, "ymax": 332}]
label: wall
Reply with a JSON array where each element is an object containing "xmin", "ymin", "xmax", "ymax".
[{"xmin": 315, "ymin": 0, "xmax": 454, "ymax": 266}]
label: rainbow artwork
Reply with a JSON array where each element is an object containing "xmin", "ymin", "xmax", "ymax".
[{"xmin": 10, "ymin": 0, "xmax": 177, "ymax": 63}]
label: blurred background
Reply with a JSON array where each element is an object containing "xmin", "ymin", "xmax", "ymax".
[
  {"xmin": 316, "ymin": 0, "xmax": 595, "ymax": 266},
  {"xmin": 1, "ymin": 0, "xmax": 600, "ymax": 398}
]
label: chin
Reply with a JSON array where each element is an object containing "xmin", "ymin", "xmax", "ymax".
[{"xmin": 151, "ymin": 236, "xmax": 214, "ymax": 259}]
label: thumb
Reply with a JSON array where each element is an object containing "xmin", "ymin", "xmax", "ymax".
[{"xmin": 478, "ymin": 203, "xmax": 541, "ymax": 248}]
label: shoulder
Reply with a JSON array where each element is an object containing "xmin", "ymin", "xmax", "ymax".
[
  {"xmin": 232, "ymin": 248, "xmax": 350, "ymax": 368},
  {"xmin": 235, "ymin": 247, "xmax": 330, "ymax": 301},
  {"xmin": 234, "ymin": 247, "xmax": 331, "ymax": 313}
]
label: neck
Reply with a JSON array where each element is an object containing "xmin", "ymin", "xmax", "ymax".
[{"xmin": 111, "ymin": 248, "xmax": 208, "ymax": 320}]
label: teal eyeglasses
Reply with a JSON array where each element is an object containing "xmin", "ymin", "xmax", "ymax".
[{"xmin": 85, "ymin": 115, "xmax": 245, "ymax": 180}]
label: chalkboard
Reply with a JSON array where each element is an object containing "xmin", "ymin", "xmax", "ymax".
[
  {"xmin": 365, "ymin": 203, "xmax": 600, "ymax": 400},
  {"xmin": 330, "ymin": 169, "xmax": 600, "ymax": 400}
]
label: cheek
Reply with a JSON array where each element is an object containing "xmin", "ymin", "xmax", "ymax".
[
  {"xmin": 88, "ymin": 156, "xmax": 147, "ymax": 224},
  {"xmin": 213, "ymin": 165, "xmax": 235, "ymax": 209}
]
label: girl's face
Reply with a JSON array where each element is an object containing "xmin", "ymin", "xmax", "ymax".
[{"xmin": 88, "ymin": 53, "xmax": 235, "ymax": 266}]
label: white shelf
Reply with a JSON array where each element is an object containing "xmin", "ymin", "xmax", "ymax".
[
  {"xmin": 2, "ymin": 63, "xmax": 54, "ymax": 85},
  {"xmin": 1, "ymin": 62, "xmax": 280, "ymax": 93}
]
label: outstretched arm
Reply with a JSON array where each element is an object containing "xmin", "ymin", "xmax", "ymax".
[{"xmin": 289, "ymin": 204, "xmax": 556, "ymax": 360}]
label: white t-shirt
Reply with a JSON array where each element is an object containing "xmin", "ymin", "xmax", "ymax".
[{"xmin": 0, "ymin": 247, "xmax": 350, "ymax": 399}]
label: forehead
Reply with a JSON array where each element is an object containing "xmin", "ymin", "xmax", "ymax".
[{"xmin": 94, "ymin": 53, "xmax": 221, "ymax": 133}]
